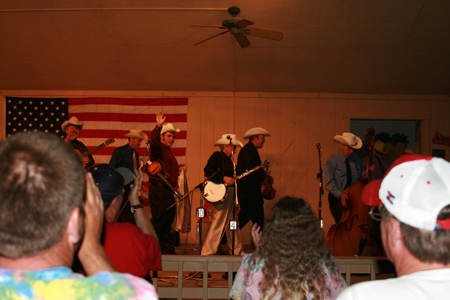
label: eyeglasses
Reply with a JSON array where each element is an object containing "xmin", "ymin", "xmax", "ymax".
[{"xmin": 369, "ymin": 206, "xmax": 382, "ymax": 221}]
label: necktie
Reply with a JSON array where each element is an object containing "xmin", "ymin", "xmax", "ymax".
[
  {"xmin": 133, "ymin": 151, "xmax": 137, "ymax": 171},
  {"xmin": 344, "ymin": 158, "xmax": 352, "ymax": 189}
]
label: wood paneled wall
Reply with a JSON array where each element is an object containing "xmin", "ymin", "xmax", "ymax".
[{"xmin": 1, "ymin": 92, "xmax": 450, "ymax": 244}]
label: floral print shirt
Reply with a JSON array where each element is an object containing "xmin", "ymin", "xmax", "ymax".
[
  {"xmin": 230, "ymin": 254, "xmax": 347, "ymax": 300},
  {"xmin": 0, "ymin": 266, "xmax": 158, "ymax": 300}
]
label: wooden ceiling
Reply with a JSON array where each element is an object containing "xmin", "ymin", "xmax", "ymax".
[{"xmin": 0, "ymin": 0, "xmax": 449, "ymax": 95}]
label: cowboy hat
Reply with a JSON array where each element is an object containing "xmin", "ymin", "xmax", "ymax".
[
  {"xmin": 374, "ymin": 140, "xmax": 388, "ymax": 154},
  {"xmin": 243, "ymin": 127, "xmax": 271, "ymax": 139},
  {"xmin": 215, "ymin": 134, "xmax": 243, "ymax": 147},
  {"xmin": 161, "ymin": 123, "xmax": 180, "ymax": 135},
  {"xmin": 334, "ymin": 132, "xmax": 362, "ymax": 149},
  {"xmin": 124, "ymin": 129, "xmax": 148, "ymax": 140},
  {"xmin": 61, "ymin": 116, "xmax": 83, "ymax": 132}
]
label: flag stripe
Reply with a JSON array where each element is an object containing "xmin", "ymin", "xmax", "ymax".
[
  {"xmin": 69, "ymin": 98, "xmax": 188, "ymax": 106},
  {"xmin": 71, "ymin": 112, "xmax": 187, "ymax": 123},
  {"xmin": 85, "ymin": 147, "xmax": 186, "ymax": 157},
  {"xmin": 79, "ymin": 130, "xmax": 187, "ymax": 139},
  {"xmin": 93, "ymin": 155, "xmax": 186, "ymax": 166}
]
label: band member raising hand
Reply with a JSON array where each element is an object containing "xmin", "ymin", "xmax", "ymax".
[{"xmin": 148, "ymin": 110, "xmax": 180, "ymax": 254}]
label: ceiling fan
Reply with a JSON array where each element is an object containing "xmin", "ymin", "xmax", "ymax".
[{"xmin": 192, "ymin": 6, "xmax": 283, "ymax": 48}]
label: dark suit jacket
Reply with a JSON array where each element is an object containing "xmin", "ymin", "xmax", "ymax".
[{"xmin": 236, "ymin": 142, "xmax": 265, "ymax": 203}]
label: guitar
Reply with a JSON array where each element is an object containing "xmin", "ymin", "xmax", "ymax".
[
  {"xmin": 145, "ymin": 159, "xmax": 183, "ymax": 200},
  {"xmin": 74, "ymin": 138, "xmax": 115, "ymax": 167}
]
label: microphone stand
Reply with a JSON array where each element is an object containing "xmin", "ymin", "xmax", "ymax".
[
  {"xmin": 165, "ymin": 171, "xmax": 217, "ymax": 253},
  {"xmin": 316, "ymin": 143, "xmax": 324, "ymax": 228},
  {"xmin": 166, "ymin": 171, "xmax": 218, "ymax": 210},
  {"xmin": 229, "ymin": 137, "xmax": 237, "ymax": 256}
]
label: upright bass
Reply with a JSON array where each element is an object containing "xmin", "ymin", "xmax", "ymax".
[{"xmin": 326, "ymin": 128, "xmax": 375, "ymax": 256}]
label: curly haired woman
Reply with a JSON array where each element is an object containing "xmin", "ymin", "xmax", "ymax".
[{"xmin": 230, "ymin": 197, "xmax": 347, "ymax": 300}]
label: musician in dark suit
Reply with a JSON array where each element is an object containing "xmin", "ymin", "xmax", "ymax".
[
  {"xmin": 202, "ymin": 134, "xmax": 244, "ymax": 256},
  {"xmin": 148, "ymin": 110, "xmax": 180, "ymax": 255},
  {"xmin": 62, "ymin": 116, "xmax": 94, "ymax": 169},
  {"xmin": 237, "ymin": 127, "xmax": 271, "ymax": 232},
  {"xmin": 109, "ymin": 129, "xmax": 148, "ymax": 224}
]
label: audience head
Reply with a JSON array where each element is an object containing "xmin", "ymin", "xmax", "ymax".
[
  {"xmin": 363, "ymin": 154, "xmax": 450, "ymax": 264},
  {"xmin": 89, "ymin": 164, "xmax": 133, "ymax": 210},
  {"xmin": 0, "ymin": 132, "xmax": 85, "ymax": 258},
  {"xmin": 248, "ymin": 196, "xmax": 342, "ymax": 299}
]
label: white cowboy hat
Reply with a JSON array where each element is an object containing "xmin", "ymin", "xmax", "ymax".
[
  {"xmin": 243, "ymin": 127, "xmax": 271, "ymax": 139},
  {"xmin": 61, "ymin": 116, "xmax": 83, "ymax": 132},
  {"xmin": 374, "ymin": 140, "xmax": 388, "ymax": 154},
  {"xmin": 124, "ymin": 129, "xmax": 148, "ymax": 140},
  {"xmin": 161, "ymin": 123, "xmax": 180, "ymax": 135},
  {"xmin": 334, "ymin": 132, "xmax": 363, "ymax": 149},
  {"xmin": 215, "ymin": 134, "xmax": 243, "ymax": 147}
]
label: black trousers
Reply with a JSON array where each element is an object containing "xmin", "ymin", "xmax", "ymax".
[
  {"xmin": 148, "ymin": 183, "xmax": 176, "ymax": 254},
  {"xmin": 328, "ymin": 193, "xmax": 342, "ymax": 223},
  {"xmin": 238, "ymin": 198, "xmax": 265, "ymax": 231}
]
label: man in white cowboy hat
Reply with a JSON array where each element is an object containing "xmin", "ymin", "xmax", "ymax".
[
  {"xmin": 109, "ymin": 129, "xmax": 148, "ymax": 224},
  {"xmin": 337, "ymin": 154, "xmax": 450, "ymax": 300},
  {"xmin": 62, "ymin": 116, "xmax": 94, "ymax": 168},
  {"xmin": 201, "ymin": 134, "xmax": 245, "ymax": 257},
  {"xmin": 148, "ymin": 110, "xmax": 181, "ymax": 254},
  {"xmin": 236, "ymin": 127, "xmax": 271, "ymax": 232},
  {"xmin": 325, "ymin": 132, "xmax": 365, "ymax": 223},
  {"xmin": 362, "ymin": 140, "xmax": 392, "ymax": 180}
]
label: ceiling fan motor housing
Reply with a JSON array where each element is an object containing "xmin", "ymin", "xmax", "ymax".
[{"xmin": 228, "ymin": 6, "xmax": 240, "ymax": 17}]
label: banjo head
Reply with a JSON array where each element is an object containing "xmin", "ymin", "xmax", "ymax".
[{"xmin": 203, "ymin": 181, "xmax": 228, "ymax": 204}]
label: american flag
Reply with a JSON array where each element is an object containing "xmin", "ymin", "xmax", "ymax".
[
  {"xmin": 6, "ymin": 97, "xmax": 68, "ymax": 136},
  {"xmin": 5, "ymin": 97, "xmax": 188, "ymax": 168}
]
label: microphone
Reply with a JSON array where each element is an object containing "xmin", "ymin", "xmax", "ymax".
[
  {"xmin": 227, "ymin": 135, "xmax": 232, "ymax": 145},
  {"xmin": 146, "ymin": 140, "xmax": 151, "ymax": 144},
  {"xmin": 316, "ymin": 143, "xmax": 321, "ymax": 148}
]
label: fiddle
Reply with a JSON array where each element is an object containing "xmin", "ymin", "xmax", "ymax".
[{"xmin": 262, "ymin": 170, "xmax": 276, "ymax": 200}]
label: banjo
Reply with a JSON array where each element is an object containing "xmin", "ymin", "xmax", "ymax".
[{"xmin": 204, "ymin": 161, "xmax": 269, "ymax": 205}]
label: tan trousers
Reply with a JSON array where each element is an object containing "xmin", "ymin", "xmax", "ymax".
[{"xmin": 201, "ymin": 187, "xmax": 244, "ymax": 256}]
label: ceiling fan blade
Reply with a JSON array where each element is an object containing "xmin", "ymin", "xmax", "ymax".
[
  {"xmin": 235, "ymin": 19, "xmax": 255, "ymax": 29},
  {"xmin": 243, "ymin": 27, "xmax": 283, "ymax": 41},
  {"xmin": 234, "ymin": 31, "xmax": 251, "ymax": 48},
  {"xmin": 191, "ymin": 25, "xmax": 227, "ymax": 29},
  {"xmin": 195, "ymin": 30, "xmax": 229, "ymax": 46}
]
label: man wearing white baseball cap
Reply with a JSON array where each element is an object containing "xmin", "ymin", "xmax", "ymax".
[
  {"xmin": 337, "ymin": 154, "xmax": 450, "ymax": 300},
  {"xmin": 325, "ymin": 132, "xmax": 365, "ymax": 223}
]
